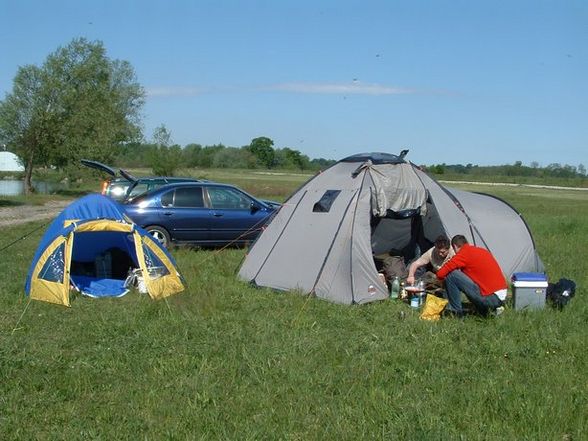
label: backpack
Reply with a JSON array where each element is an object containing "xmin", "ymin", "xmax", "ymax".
[{"xmin": 546, "ymin": 278, "xmax": 576, "ymax": 310}]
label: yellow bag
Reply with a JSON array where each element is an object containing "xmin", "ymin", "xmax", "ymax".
[{"xmin": 420, "ymin": 295, "xmax": 449, "ymax": 321}]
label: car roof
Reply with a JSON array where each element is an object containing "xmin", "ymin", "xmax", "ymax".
[
  {"xmin": 152, "ymin": 181, "xmax": 237, "ymax": 190},
  {"xmin": 112, "ymin": 176, "xmax": 201, "ymax": 183},
  {"xmin": 127, "ymin": 180, "xmax": 282, "ymax": 208}
]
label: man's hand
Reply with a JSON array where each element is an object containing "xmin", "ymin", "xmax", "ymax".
[{"xmin": 406, "ymin": 275, "xmax": 415, "ymax": 285}]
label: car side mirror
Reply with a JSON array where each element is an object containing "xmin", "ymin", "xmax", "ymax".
[{"xmin": 250, "ymin": 201, "xmax": 261, "ymax": 212}]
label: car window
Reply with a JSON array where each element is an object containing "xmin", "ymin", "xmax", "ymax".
[
  {"xmin": 128, "ymin": 182, "xmax": 149, "ymax": 198},
  {"xmin": 161, "ymin": 190, "xmax": 174, "ymax": 207},
  {"xmin": 108, "ymin": 182, "xmax": 131, "ymax": 199},
  {"xmin": 208, "ymin": 186, "xmax": 252, "ymax": 209},
  {"xmin": 173, "ymin": 187, "xmax": 204, "ymax": 208}
]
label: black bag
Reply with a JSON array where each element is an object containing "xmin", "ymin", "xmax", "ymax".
[{"xmin": 546, "ymin": 278, "xmax": 576, "ymax": 310}]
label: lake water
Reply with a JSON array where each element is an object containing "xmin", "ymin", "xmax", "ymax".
[{"xmin": 0, "ymin": 180, "xmax": 64, "ymax": 196}]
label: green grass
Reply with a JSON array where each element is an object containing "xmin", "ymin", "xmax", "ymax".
[
  {"xmin": 1, "ymin": 179, "xmax": 587, "ymax": 440},
  {"xmin": 0, "ymin": 193, "xmax": 69, "ymax": 207},
  {"xmin": 434, "ymin": 172, "xmax": 588, "ymax": 188}
]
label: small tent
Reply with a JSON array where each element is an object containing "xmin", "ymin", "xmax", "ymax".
[
  {"xmin": 239, "ymin": 152, "xmax": 544, "ymax": 305},
  {"xmin": 25, "ymin": 194, "xmax": 185, "ymax": 306}
]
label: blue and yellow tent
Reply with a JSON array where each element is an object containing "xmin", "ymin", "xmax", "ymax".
[{"xmin": 25, "ymin": 194, "xmax": 185, "ymax": 306}]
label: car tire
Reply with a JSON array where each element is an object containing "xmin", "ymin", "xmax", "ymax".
[{"xmin": 146, "ymin": 225, "xmax": 171, "ymax": 248}]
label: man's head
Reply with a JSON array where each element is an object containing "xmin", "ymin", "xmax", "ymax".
[
  {"xmin": 451, "ymin": 234, "xmax": 469, "ymax": 253},
  {"xmin": 434, "ymin": 235, "xmax": 451, "ymax": 258}
]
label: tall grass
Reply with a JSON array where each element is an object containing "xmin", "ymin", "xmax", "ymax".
[{"xmin": 0, "ymin": 180, "xmax": 586, "ymax": 440}]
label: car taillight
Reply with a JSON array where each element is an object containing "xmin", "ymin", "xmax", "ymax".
[{"xmin": 101, "ymin": 180, "xmax": 108, "ymax": 195}]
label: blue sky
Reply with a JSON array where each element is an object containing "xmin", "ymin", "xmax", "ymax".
[{"xmin": 1, "ymin": 0, "xmax": 586, "ymax": 167}]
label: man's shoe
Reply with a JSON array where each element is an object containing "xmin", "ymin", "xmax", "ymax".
[{"xmin": 494, "ymin": 306, "xmax": 505, "ymax": 317}]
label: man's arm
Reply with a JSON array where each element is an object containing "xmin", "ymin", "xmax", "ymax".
[
  {"xmin": 436, "ymin": 253, "xmax": 465, "ymax": 280},
  {"xmin": 406, "ymin": 252, "xmax": 431, "ymax": 285}
]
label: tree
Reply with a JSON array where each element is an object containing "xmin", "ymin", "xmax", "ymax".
[
  {"xmin": 212, "ymin": 147, "xmax": 256, "ymax": 169},
  {"xmin": 198, "ymin": 144, "xmax": 225, "ymax": 168},
  {"xmin": 275, "ymin": 147, "xmax": 310, "ymax": 170},
  {"xmin": 152, "ymin": 124, "xmax": 172, "ymax": 148},
  {"xmin": 183, "ymin": 143, "xmax": 203, "ymax": 167},
  {"xmin": 148, "ymin": 124, "xmax": 182, "ymax": 176},
  {"xmin": 0, "ymin": 65, "xmax": 50, "ymax": 192},
  {"xmin": 248, "ymin": 136, "xmax": 275, "ymax": 168},
  {"xmin": 0, "ymin": 38, "xmax": 144, "ymax": 193}
]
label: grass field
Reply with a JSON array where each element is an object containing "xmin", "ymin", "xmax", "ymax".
[{"xmin": 0, "ymin": 172, "xmax": 586, "ymax": 440}]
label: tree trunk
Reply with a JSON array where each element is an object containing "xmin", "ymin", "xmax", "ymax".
[{"xmin": 24, "ymin": 154, "xmax": 34, "ymax": 195}]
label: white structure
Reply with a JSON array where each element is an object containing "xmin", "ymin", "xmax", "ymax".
[{"xmin": 0, "ymin": 151, "xmax": 24, "ymax": 172}]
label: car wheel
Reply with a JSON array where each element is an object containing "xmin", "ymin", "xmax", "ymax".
[{"xmin": 146, "ymin": 225, "xmax": 171, "ymax": 248}]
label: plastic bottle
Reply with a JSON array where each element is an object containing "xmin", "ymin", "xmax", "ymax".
[{"xmin": 390, "ymin": 276, "xmax": 400, "ymax": 299}]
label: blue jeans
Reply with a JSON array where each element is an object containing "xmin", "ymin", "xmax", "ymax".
[{"xmin": 444, "ymin": 270, "xmax": 503, "ymax": 316}]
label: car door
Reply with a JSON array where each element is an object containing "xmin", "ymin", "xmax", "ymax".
[
  {"xmin": 205, "ymin": 185, "xmax": 270, "ymax": 242},
  {"xmin": 159, "ymin": 186, "xmax": 210, "ymax": 242}
]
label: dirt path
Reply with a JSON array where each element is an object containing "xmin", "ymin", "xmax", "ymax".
[{"xmin": 0, "ymin": 200, "xmax": 72, "ymax": 227}]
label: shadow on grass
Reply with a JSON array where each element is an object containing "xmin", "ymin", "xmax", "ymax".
[
  {"xmin": 54, "ymin": 189, "xmax": 91, "ymax": 197},
  {"xmin": 0, "ymin": 199, "xmax": 26, "ymax": 207}
]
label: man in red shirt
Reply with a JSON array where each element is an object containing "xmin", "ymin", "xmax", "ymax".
[{"xmin": 436, "ymin": 235, "xmax": 507, "ymax": 317}]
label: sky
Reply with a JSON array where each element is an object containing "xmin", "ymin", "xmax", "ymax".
[{"xmin": 1, "ymin": 0, "xmax": 586, "ymax": 167}]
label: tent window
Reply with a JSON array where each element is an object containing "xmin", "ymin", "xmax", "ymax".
[
  {"xmin": 142, "ymin": 245, "xmax": 170, "ymax": 279},
  {"xmin": 313, "ymin": 190, "xmax": 341, "ymax": 213},
  {"xmin": 38, "ymin": 242, "xmax": 66, "ymax": 283}
]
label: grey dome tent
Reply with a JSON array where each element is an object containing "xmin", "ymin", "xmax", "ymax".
[{"xmin": 238, "ymin": 152, "xmax": 543, "ymax": 305}]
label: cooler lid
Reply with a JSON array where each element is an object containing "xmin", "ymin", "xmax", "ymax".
[{"xmin": 511, "ymin": 272, "xmax": 548, "ymax": 282}]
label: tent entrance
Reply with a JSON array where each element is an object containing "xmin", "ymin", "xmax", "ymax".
[
  {"xmin": 371, "ymin": 200, "xmax": 446, "ymax": 267},
  {"xmin": 70, "ymin": 231, "xmax": 138, "ymax": 298}
]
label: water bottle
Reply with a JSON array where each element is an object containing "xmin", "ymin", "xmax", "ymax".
[{"xmin": 390, "ymin": 276, "xmax": 400, "ymax": 299}]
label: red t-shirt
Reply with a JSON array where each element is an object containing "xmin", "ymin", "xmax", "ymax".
[{"xmin": 436, "ymin": 243, "xmax": 507, "ymax": 296}]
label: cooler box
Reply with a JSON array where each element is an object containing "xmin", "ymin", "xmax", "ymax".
[{"xmin": 511, "ymin": 272, "xmax": 548, "ymax": 310}]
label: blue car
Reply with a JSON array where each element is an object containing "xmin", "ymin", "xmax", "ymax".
[{"xmin": 123, "ymin": 182, "xmax": 280, "ymax": 248}]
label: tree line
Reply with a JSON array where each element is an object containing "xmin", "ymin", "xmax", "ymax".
[
  {"xmin": 118, "ymin": 128, "xmax": 335, "ymax": 175},
  {"xmin": 425, "ymin": 161, "xmax": 586, "ymax": 179}
]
